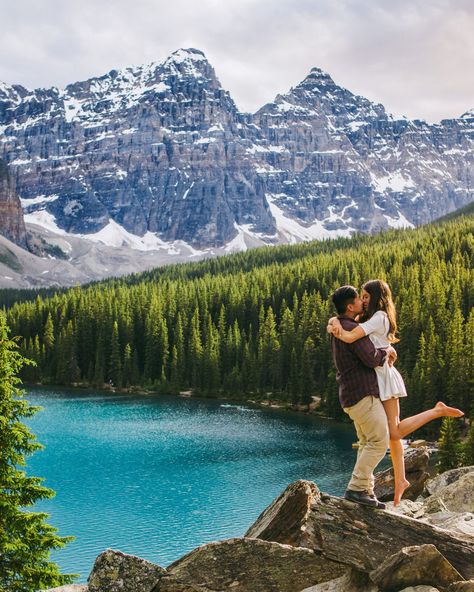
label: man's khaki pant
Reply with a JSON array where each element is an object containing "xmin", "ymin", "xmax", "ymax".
[{"xmin": 344, "ymin": 395, "xmax": 389, "ymax": 494}]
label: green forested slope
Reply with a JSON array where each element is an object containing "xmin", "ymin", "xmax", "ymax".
[{"xmin": 3, "ymin": 215, "xmax": 473, "ymax": 422}]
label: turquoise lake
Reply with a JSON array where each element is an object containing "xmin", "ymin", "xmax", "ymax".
[{"xmin": 25, "ymin": 387, "xmax": 360, "ymax": 582}]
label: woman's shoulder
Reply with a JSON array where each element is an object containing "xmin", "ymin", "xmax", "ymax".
[{"xmin": 372, "ymin": 310, "xmax": 388, "ymax": 318}]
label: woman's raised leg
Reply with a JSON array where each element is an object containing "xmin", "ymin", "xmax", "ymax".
[
  {"xmin": 383, "ymin": 398, "xmax": 411, "ymax": 506},
  {"xmin": 392, "ymin": 401, "xmax": 464, "ymax": 440}
]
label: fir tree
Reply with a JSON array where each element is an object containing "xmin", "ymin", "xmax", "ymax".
[
  {"xmin": 462, "ymin": 413, "xmax": 474, "ymax": 466},
  {"xmin": 437, "ymin": 417, "xmax": 462, "ymax": 473},
  {"xmin": 0, "ymin": 312, "xmax": 74, "ymax": 591}
]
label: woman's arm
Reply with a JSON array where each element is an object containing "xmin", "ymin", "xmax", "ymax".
[{"xmin": 328, "ymin": 318, "xmax": 366, "ymax": 343}]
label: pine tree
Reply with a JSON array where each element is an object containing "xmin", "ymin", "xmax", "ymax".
[
  {"xmin": 109, "ymin": 321, "xmax": 122, "ymax": 387},
  {"xmin": 463, "ymin": 415, "xmax": 474, "ymax": 466},
  {"xmin": 301, "ymin": 337, "xmax": 317, "ymax": 406},
  {"xmin": 0, "ymin": 312, "xmax": 74, "ymax": 591},
  {"xmin": 437, "ymin": 417, "xmax": 462, "ymax": 473}
]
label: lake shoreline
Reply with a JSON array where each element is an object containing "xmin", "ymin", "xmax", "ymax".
[{"xmin": 24, "ymin": 380, "xmax": 347, "ymax": 425}]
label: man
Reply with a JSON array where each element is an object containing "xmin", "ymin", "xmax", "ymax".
[{"xmin": 330, "ymin": 285, "xmax": 396, "ymax": 509}]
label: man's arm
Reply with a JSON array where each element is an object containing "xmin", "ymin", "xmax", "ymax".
[{"xmin": 349, "ymin": 336, "xmax": 387, "ymax": 368}]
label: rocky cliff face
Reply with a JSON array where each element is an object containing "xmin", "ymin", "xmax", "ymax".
[
  {"xmin": 0, "ymin": 48, "xmax": 473, "ymax": 249},
  {"xmin": 0, "ymin": 159, "xmax": 28, "ymax": 248}
]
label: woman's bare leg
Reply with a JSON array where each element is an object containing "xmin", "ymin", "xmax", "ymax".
[
  {"xmin": 383, "ymin": 398, "xmax": 410, "ymax": 506},
  {"xmin": 390, "ymin": 401, "xmax": 464, "ymax": 440}
]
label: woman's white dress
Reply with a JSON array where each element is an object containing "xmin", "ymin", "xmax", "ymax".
[{"xmin": 359, "ymin": 310, "xmax": 407, "ymax": 401}]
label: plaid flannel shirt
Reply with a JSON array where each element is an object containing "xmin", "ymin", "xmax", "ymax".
[{"xmin": 330, "ymin": 315, "xmax": 387, "ymax": 408}]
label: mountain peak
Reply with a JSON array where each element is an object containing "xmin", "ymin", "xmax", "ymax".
[
  {"xmin": 307, "ymin": 67, "xmax": 336, "ymax": 86},
  {"xmin": 168, "ymin": 48, "xmax": 208, "ymax": 63},
  {"xmin": 161, "ymin": 48, "xmax": 214, "ymax": 80},
  {"xmin": 460, "ymin": 108, "xmax": 474, "ymax": 120}
]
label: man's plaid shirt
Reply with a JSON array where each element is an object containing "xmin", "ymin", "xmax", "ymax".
[{"xmin": 330, "ymin": 315, "xmax": 387, "ymax": 408}]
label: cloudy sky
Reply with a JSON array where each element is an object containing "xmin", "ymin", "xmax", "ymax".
[{"xmin": 1, "ymin": 0, "xmax": 473, "ymax": 122}]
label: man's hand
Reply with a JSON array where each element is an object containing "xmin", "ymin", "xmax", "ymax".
[{"xmin": 386, "ymin": 346, "xmax": 397, "ymax": 367}]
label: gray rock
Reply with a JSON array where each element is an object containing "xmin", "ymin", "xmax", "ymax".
[
  {"xmin": 41, "ymin": 587, "xmax": 88, "ymax": 592},
  {"xmin": 423, "ymin": 512, "xmax": 474, "ymax": 537},
  {"xmin": 153, "ymin": 577, "xmax": 213, "ymax": 592},
  {"xmin": 448, "ymin": 581, "xmax": 474, "ymax": 591},
  {"xmin": 245, "ymin": 478, "xmax": 318, "ymax": 546},
  {"xmin": 386, "ymin": 499, "xmax": 427, "ymax": 519},
  {"xmin": 165, "ymin": 537, "xmax": 347, "ymax": 592},
  {"xmin": 247, "ymin": 480, "xmax": 474, "ymax": 580},
  {"xmin": 299, "ymin": 569, "xmax": 377, "ymax": 592},
  {"xmin": 0, "ymin": 159, "xmax": 28, "ymax": 249},
  {"xmin": 374, "ymin": 447, "xmax": 430, "ymax": 502},
  {"xmin": 424, "ymin": 473, "xmax": 474, "ymax": 514},
  {"xmin": 425, "ymin": 467, "xmax": 474, "ymax": 496},
  {"xmin": 370, "ymin": 544, "xmax": 463, "ymax": 592},
  {"xmin": 397, "ymin": 587, "xmax": 441, "ymax": 592},
  {"xmin": 87, "ymin": 549, "xmax": 166, "ymax": 592}
]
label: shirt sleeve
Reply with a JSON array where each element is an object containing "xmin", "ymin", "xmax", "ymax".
[
  {"xmin": 359, "ymin": 311, "xmax": 387, "ymax": 337},
  {"xmin": 350, "ymin": 336, "xmax": 387, "ymax": 368}
]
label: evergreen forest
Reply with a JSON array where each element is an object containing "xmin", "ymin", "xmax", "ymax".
[{"xmin": 1, "ymin": 211, "xmax": 473, "ymax": 427}]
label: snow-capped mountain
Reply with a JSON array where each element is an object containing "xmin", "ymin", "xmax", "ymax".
[{"xmin": 0, "ymin": 48, "xmax": 473, "ymax": 259}]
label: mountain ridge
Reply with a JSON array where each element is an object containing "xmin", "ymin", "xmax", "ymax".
[{"xmin": 0, "ymin": 47, "xmax": 472, "ymax": 265}]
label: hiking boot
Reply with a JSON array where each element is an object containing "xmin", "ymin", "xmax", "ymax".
[{"xmin": 344, "ymin": 489, "xmax": 378, "ymax": 507}]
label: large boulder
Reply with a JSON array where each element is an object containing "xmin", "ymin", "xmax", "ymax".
[
  {"xmin": 42, "ymin": 587, "xmax": 88, "ymax": 592},
  {"xmin": 162, "ymin": 537, "xmax": 346, "ymax": 592},
  {"xmin": 423, "ymin": 473, "xmax": 474, "ymax": 514},
  {"xmin": 245, "ymin": 479, "xmax": 317, "ymax": 546},
  {"xmin": 153, "ymin": 578, "xmax": 213, "ymax": 591},
  {"xmin": 425, "ymin": 467, "xmax": 474, "ymax": 496},
  {"xmin": 424, "ymin": 512, "xmax": 474, "ymax": 537},
  {"xmin": 87, "ymin": 549, "xmax": 166, "ymax": 592},
  {"xmin": 374, "ymin": 447, "xmax": 430, "ymax": 502},
  {"xmin": 370, "ymin": 545, "xmax": 463, "ymax": 592},
  {"xmin": 299, "ymin": 569, "xmax": 377, "ymax": 592},
  {"xmin": 448, "ymin": 582, "xmax": 474, "ymax": 591},
  {"xmin": 397, "ymin": 588, "xmax": 441, "ymax": 592},
  {"xmin": 246, "ymin": 480, "xmax": 474, "ymax": 579}
]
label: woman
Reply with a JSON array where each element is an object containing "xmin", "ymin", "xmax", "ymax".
[{"xmin": 328, "ymin": 279, "xmax": 464, "ymax": 506}]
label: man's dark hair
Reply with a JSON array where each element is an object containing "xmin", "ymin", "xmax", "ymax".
[{"xmin": 332, "ymin": 285, "xmax": 358, "ymax": 315}]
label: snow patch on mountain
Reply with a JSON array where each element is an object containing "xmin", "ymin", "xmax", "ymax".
[
  {"xmin": 383, "ymin": 212, "xmax": 415, "ymax": 229},
  {"xmin": 267, "ymin": 194, "xmax": 354, "ymax": 242},
  {"xmin": 371, "ymin": 172, "xmax": 416, "ymax": 193}
]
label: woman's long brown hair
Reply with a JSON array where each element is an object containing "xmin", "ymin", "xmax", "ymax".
[{"xmin": 361, "ymin": 279, "xmax": 399, "ymax": 343}]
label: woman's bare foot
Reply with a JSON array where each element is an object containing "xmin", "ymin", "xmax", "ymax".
[
  {"xmin": 393, "ymin": 478, "xmax": 411, "ymax": 506},
  {"xmin": 434, "ymin": 401, "xmax": 464, "ymax": 418}
]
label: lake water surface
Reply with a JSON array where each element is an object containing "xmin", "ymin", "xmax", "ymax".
[{"xmin": 26, "ymin": 387, "xmax": 360, "ymax": 581}]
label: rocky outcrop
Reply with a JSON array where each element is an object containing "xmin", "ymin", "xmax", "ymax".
[
  {"xmin": 43, "ymin": 587, "xmax": 88, "ymax": 592},
  {"xmin": 245, "ymin": 480, "xmax": 474, "ymax": 580},
  {"xmin": 42, "ymin": 465, "xmax": 474, "ymax": 592},
  {"xmin": 425, "ymin": 467, "xmax": 474, "ymax": 497},
  {"xmin": 1, "ymin": 49, "xmax": 473, "ymax": 250},
  {"xmin": 160, "ymin": 537, "xmax": 346, "ymax": 591},
  {"xmin": 374, "ymin": 447, "xmax": 430, "ymax": 501},
  {"xmin": 370, "ymin": 545, "xmax": 463, "ymax": 591},
  {"xmin": 423, "ymin": 473, "xmax": 474, "ymax": 514},
  {"xmin": 87, "ymin": 549, "xmax": 166, "ymax": 592},
  {"xmin": 0, "ymin": 159, "xmax": 28, "ymax": 248}
]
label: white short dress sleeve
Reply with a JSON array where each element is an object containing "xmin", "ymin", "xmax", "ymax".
[{"xmin": 359, "ymin": 311, "xmax": 407, "ymax": 401}]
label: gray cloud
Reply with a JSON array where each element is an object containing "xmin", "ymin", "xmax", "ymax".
[{"xmin": 1, "ymin": 0, "xmax": 473, "ymax": 122}]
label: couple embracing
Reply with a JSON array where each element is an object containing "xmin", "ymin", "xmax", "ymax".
[{"xmin": 329, "ymin": 280, "xmax": 463, "ymax": 509}]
